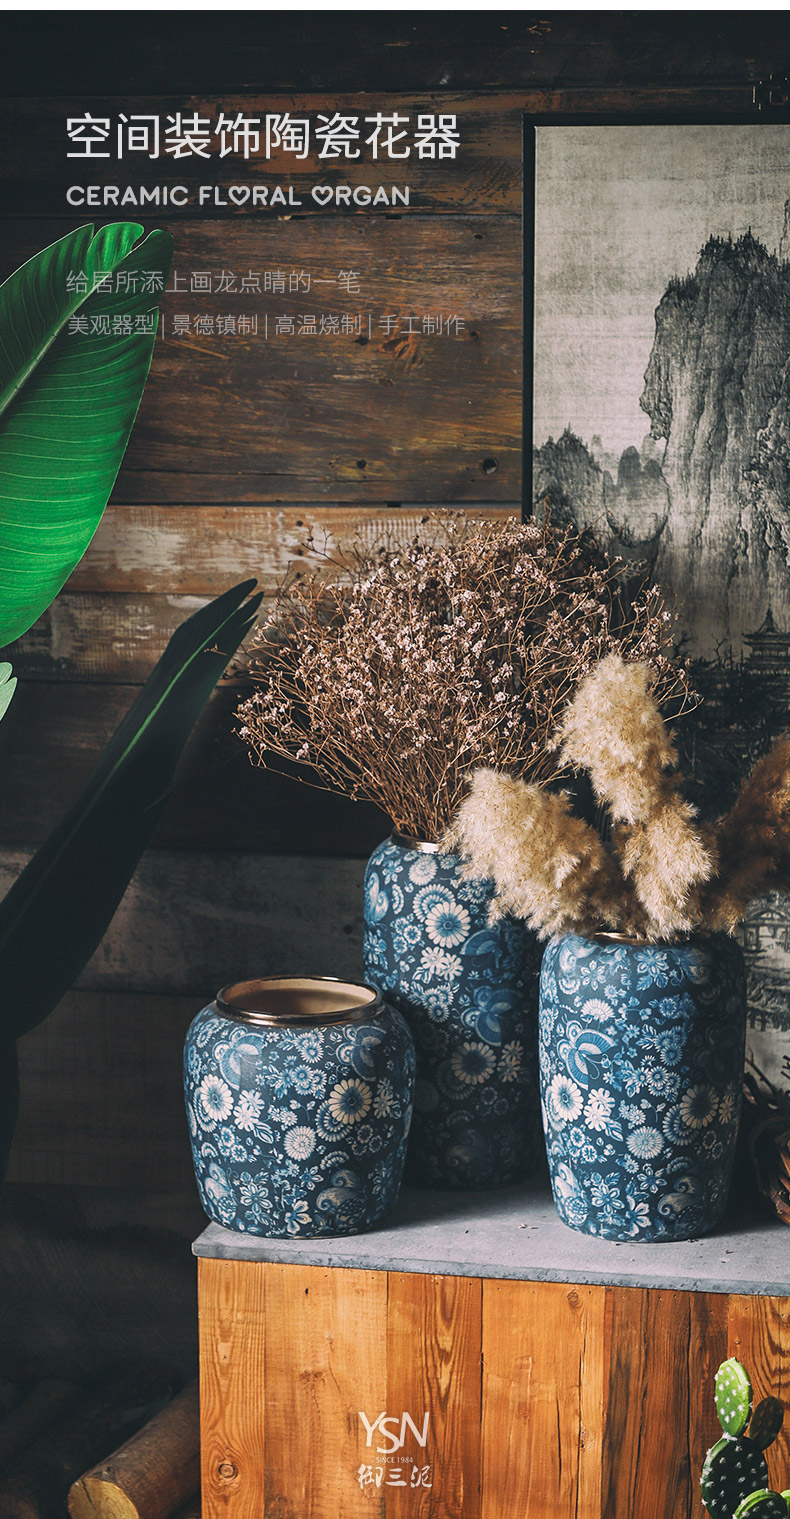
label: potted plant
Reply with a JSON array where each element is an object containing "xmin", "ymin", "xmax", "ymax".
[
  {"xmin": 450, "ymin": 652, "xmax": 790, "ymax": 1238},
  {"xmin": 701, "ymin": 1357, "xmax": 787, "ymax": 1518},
  {"xmin": 237, "ymin": 515, "xmax": 692, "ymax": 1189}
]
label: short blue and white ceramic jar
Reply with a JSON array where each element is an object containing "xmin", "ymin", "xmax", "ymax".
[
  {"xmin": 363, "ymin": 834, "xmax": 543, "ymax": 1191},
  {"xmin": 184, "ymin": 976, "xmax": 416, "ymax": 1238},
  {"xmin": 539, "ymin": 933, "xmax": 747, "ymax": 1242}
]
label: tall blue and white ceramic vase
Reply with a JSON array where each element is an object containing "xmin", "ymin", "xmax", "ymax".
[
  {"xmin": 363, "ymin": 834, "xmax": 543, "ymax": 1190},
  {"xmin": 539, "ymin": 933, "xmax": 747, "ymax": 1242},
  {"xmin": 184, "ymin": 976, "xmax": 415, "ymax": 1237}
]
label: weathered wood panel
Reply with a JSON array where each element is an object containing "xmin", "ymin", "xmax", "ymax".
[
  {"xmin": 7, "ymin": 594, "xmax": 212, "ymax": 683},
  {"xmin": 0, "ymin": 218, "xmax": 520, "ymax": 504},
  {"xmin": 6, "ymin": 505, "xmax": 519, "ymax": 679},
  {"xmin": 198, "ymin": 1269, "xmax": 787, "ymax": 1519},
  {"xmin": 481, "ymin": 1279, "xmax": 604, "ymax": 1519},
  {"xmin": 0, "ymin": 682, "xmax": 389, "ymax": 854},
  {"xmin": 0, "ymin": 13, "xmax": 776, "ymax": 97},
  {"xmin": 7, "ymin": 990, "xmax": 199, "ymax": 1189},
  {"xmin": 265, "ymin": 1265, "xmax": 388, "ymax": 1518},
  {"xmin": 0, "ymin": 848, "xmax": 366, "ymax": 994},
  {"xmin": 601, "ymin": 1288, "xmax": 710, "ymax": 1518},
  {"xmin": 198, "ymin": 1257, "xmax": 266, "ymax": 1519},
  {"xmin": 387, "ymin": 1272, "xmax": 482, "ymax": 1518},
  {"xmin": 62, "ymin": 503, "xmax": 517, "ymax": 595},
  {"xmin": 687, "ymin": 1290, "xmax": 731, "ymax": 1495}
]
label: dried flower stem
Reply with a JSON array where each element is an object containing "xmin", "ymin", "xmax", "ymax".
[{"xmin": 237, "ymin": 514, "xmax": 693, "ymax": 841}]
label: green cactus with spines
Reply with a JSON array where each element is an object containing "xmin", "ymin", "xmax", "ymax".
[
  {"xmin": 734, "ymin": 1493, "xmax": 790, "ymax": 1517},
  {"xmin": 701, "ymin": 1359, "xmax": 785, "ymax": 1519},
  {"xmin": 750, "ymin": 1401, "xmax": 785, "ymax": 1452},
  {"xmin": 717, "ymin": 1360, "xmax": 753, "ymax": 1435}
]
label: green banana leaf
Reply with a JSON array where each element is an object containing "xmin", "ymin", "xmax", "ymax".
[
  {"xmin": 0, "ymin": 579, "xmax": 262, "ymax": 1181},
  {"xmin": 0, "ymin": 222, "xmax": 173, "ymax": 646}
]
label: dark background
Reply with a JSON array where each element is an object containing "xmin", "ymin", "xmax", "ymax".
[{"xmin": 3, "ymin": 11, "xmax": 790, "ymax": 94}]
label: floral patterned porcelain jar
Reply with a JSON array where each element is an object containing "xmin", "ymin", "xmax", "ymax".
[
  {"xmin": 363, "ymin": 834, "xmax": 542, "ymax": 1190},
  {"xmin": 184, "ymin": 976, "xmax": 415, "ymax": 1237},
  {"xmin": 539, "ymin": 933, "xmax": 747, "ymax": 1242}
]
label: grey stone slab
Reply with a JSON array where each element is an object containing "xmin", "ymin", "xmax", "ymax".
[{"xmin": 193, "ymin": 1180, "xmax": 790, "ymax": 1295}]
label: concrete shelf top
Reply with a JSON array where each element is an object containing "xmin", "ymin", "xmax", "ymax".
[{"xmin": 193, "ymin": 1178, "xmax": 790, "ymax": 1295}]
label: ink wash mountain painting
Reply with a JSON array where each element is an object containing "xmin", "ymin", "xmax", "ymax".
[{"xmin": 532, "ymin": 123, "xmax": 790, "ymax": 1088}]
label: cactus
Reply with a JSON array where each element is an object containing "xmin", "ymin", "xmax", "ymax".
[
  {"xmin": 751, "ymin": 1402, "xmax": 785, "ymax": 1452},
  {"xmin": 734, "ymin": 1494, "xmax": 790, "ymax": 1517},
  {"xmin": 701, "ymin": 1360, "xmax": 785, "ymax": 1519},
  {"xmin": 717, "ymin": 1360, "xmax": 754, "ymax": 1436}
]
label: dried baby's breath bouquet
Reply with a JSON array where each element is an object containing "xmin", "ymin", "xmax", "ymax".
[
  {"xmin": 237, "ymin": 513, "xmax": 691, "ymax": 841},
  {"xmin": 449, "ymin": 652, "xmax": 790, "ymax": 943}
]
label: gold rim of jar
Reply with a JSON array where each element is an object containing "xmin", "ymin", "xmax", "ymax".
[
  {"xmin": 391, "ymin": 831, "xmax": 439, "ymax": 854},
  {"xmin": 215, "ymin": 975, "xmax": 384, "ymax": 1028},
  {"xmin": 593, "ymin": 930, "xmax": 653, "ymax": 947},
  {"xmin": 593, "ymin": 931, "xmax": 707, "ymax": 947}
]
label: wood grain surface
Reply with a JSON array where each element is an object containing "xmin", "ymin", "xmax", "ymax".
[
  {"xmin": 481, "ymin": 1279, "xmax": 605, "ymax": 1519},
  {"xmin": 197, "ymin": 1266, "xmax": 790, "ymax": 1519},
  {"xmin": 387, "ymin": 1272, "xmax": 482, "ymax": 1519},
  {"xmin": 198, "ymin": 1257, "xmax": 266, "ymax": 1519},
  {"xmin": 0, "ymin": 92, "xmax": 523, "ymax": 219},
  {"xmin": 57, "ymin": 503, "xmax": 517, "ymax": 596},
  {"xmin": 7, "ymin": 991, "xmax": 199, "ymax": 1189},
  {"xmin": 0, "ymin": 217, "xmax": 520, "ymax": 505},
  {"xmin": 0, "ymin": 682, "xmax": 391, "ymax": 854},
  {"xmin": 0, "ymin": 848, "xmax": 367, "ymax": 996},
  {"xmin": 0, "ymin": 13, "xmax": 775, "ymax": 97},
  {"xmin": 265, "ymin": 1264, "xmax": 388, "ymax": 1518}
]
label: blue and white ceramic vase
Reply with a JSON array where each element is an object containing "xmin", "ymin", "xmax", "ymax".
[
  {"xmin": 184, "ymin": 976, "xmax": 416, "ymax": 1237},
  {"xmin": 539, "ymin": 933, "xmax": 747, "ymax": 1242},
  {"xmin": 362, "ymin": 834, "xmax": 543, "ymax": 1190}
]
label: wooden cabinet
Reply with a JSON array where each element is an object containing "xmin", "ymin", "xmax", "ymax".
[{"xmin": 195, "ymin": 1187, "xmax": 790, "ymax": 1517}]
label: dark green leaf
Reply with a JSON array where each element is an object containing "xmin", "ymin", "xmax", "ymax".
[
  {"xmin": 0, "ymin": 579, "xmax": 262, "ymax": 1045},
  {"xmin": 0, "ymin": 222, "xmax": 173, "ymax": 645}
]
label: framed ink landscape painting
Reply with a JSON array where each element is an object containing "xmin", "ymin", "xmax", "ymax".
[{"xmin": 526, "ymin": 116, "xmax": 790, "ymax": 1089}]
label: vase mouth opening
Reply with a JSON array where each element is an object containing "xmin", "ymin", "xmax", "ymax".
[
  {"xmin": 215, "ymin": 976, "xmax": 383, "ymax": 1027},
  {"xmin": 391, "ymin": 830, "xmax": 440, "ymax": 853}
]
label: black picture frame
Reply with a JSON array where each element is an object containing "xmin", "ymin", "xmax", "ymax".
[{"xmin": 521, "ymin": 106, "xmax": 786, "ymax": 519}]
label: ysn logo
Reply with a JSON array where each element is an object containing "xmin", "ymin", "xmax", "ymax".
[{"xmin": 358, "ymin": 1411, "xmax": 430, "ymax": 1454}]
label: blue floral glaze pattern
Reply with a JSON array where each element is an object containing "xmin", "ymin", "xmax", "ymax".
[
  {"xmin": 539, "ymin": 933, "xmax": 747, "ymax": 1242},
  {"xmin": 184, "ymin": 998, "xmax": 415, "ymax": 1237},
  {"xmin": 362, "ymin": 837, "xmax": 542, "ymax": 1190}
]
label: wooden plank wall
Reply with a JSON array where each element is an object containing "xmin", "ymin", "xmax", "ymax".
[{"xmin": 0, "ymin": 72, "xmax": 757, "ymax": 1187}]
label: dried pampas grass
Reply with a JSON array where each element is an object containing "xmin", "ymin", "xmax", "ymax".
[
  {"xmin": 445, "ymin": 768, "xmax": 646, "ymax": 940},
  {"xmin": 450, "ymin": 652, "xmax": 790, "ymax": 944},
  {"xmin": 702, "ymin": 737, "xmax": 790, "ymax": 932}
]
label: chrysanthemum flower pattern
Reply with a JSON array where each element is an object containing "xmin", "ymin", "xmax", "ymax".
[
  {"xmin": 363, "ymin": 838, "xmax": 542, "ymax": 1189},
  {"xmin": 184, "ymin": 999, "xmax": 415, "ymax": 1238},
  {"xmin": 540, "ymin": 933, "xmax": 746, "ymax": 1241}
]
